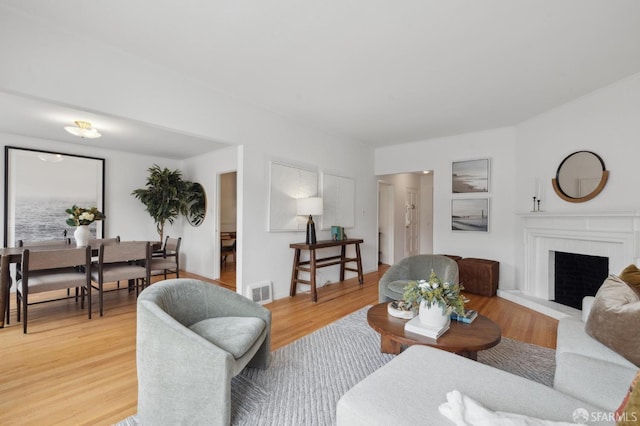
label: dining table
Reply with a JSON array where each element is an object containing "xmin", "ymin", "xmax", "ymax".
[{"xmin": 0, "ymin": 240, "xmax": 162, "ymax": 328}]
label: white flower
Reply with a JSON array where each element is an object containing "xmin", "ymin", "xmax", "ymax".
[
  {"xmin": 443, "ymin": 282, "xmax": 450, "ymax": 289},
  {"xmin": 79, "ymin": 212, "xmax": 95, "ymax": 221},
  {"xmin": 418, "ymin": 280, "xmax": 431, "ymax": 290},
  {"xmin": 431, "ymin": 282, "xmax": 439, "ymax": 289}
]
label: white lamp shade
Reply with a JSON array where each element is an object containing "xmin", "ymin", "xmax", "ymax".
[{"xmin": 297, "ymin": 197, "xmax": 323, "ymax": 216}]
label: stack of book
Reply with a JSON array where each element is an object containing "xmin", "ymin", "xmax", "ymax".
[
  {"xmin": 404, "ymin": 316, "xmax": 450, "ymax": 339},
  {"xmin": 450, "ymin": 309, "xmax": 478, "ymax": 324}
]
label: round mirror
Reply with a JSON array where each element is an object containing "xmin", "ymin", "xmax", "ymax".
[
  {"xmin": 551, "ymin": 151, "xmax": 608, "ymax": 203},
  {"xmin": 186, "ymin": 183, "xmax": 206, "ymax": 226}
]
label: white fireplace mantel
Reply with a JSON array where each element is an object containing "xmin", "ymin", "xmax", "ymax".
[{"xmin": 521, "ymin": 211, "xmax": 640, "ymax": 300}]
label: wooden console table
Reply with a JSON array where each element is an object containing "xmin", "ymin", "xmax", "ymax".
[{"xmin": 289, "ymin": 238, "xmax": 364, "ymax": 302}]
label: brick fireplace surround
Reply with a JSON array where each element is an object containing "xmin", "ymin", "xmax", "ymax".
[{"xmin": 499, "ymin": 212, "xmax": 640, "ymax": 319}]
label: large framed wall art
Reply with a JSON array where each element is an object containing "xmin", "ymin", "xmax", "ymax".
[
  {"xmin": 4, "ymin": 146, "xmax": 105, "ymax": 246},
  {"xmin": 268, "ymin": 161, "xmax": 318, "ymax": 232}
]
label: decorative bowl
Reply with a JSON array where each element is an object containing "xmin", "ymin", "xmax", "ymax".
[{"xmin": 387, "ymin": 301, "xmax": 415, "ymax": 319}]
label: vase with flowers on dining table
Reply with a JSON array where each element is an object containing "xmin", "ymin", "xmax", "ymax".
[{"xmin": 65, "ymin": 205, "xmax": 105, "ymax": 247}]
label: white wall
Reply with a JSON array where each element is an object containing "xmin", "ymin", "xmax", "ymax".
[
  {"xmin": 375, "ymin": 128, "xmax": 518, "ymax": 289},
  {"xmin": 375, "ymin": 72, "xmax": 640, "ymax": 293},
  {"xmin": 514, "ymin": 72, "xmax": 640, "ymax": 285},
  {"xmin": 0, "ymin": 11, "xmax": 378, "ymax": 301}
]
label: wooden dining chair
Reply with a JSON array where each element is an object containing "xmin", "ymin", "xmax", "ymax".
[
  {"xmin": 8, "ymin": 238, "xmax": 73, "ymax": 325},
  {"xmin": 16, "ymin": 246, "xmax": 92, "ymax": 333},
  {"xmin": 150, "ymin": 236, "xmax": 181, "ymax": 279},
  {"xmin": 90, "ymin": 241, "xmax": 151, "ymax": 316}
]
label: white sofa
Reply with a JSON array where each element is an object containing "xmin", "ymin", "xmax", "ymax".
[{"xmin": 336, "ymin": 297, "xmax": 638, "ymax": 426}]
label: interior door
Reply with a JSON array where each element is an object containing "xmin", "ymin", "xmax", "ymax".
[{"xmin": 405, "ymin": 187, "xmax": 419, "ymax": 257}]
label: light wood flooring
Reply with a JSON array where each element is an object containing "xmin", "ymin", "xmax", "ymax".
[{"xmin": 0, "ymin": 265, "xmax": 557, "ymax": 425}]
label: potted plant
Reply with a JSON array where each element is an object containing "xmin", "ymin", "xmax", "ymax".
[
  {"xmin": 131, "ymin": 165, "xmax": 204, "ymax": 241},
  {"xmin": 403, "ymin": 269, "xmax": 466, "ymax": 328}
]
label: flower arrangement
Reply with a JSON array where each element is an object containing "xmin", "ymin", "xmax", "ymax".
[
  {"xmin": 65, "ymin": 205, "xmax": 105, "ymax": 226},
  {"xmin": 403, "ymin": 269, "xmax": 466, "ymax": 316}
]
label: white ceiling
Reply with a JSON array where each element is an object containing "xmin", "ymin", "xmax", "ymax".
[{"xmin": 2, "ymin": 0, "xmax": 640, "ymax": 155}]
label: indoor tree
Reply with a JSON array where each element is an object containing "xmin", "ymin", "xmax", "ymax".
[{"xmin": 132, "ymin": 164, "xmax": 203, "ymax": 241}]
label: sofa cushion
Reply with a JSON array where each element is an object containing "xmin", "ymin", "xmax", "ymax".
[
  {"xmin": 619, "ymin": 264, "xmax": 640, "ymax": 297},
  {"xmin": 189, "ymin": 316, "xmax": 266, "ymax": 359},
  {"xmin": 556, "ymin": 316, "xmax": 636, "ymax": 369},
  {"xmin": 585, "ymin": 275, "xmax": 640, "ymax": 367},
  {"xmin": 386, "ymin": 280, "xmax": 411, "ymax": 297},
  {"xmin": 554, "ymin": 352, "xmax": 637, "ymax": 412},
  {"xmin": 616, "ymin": 371, "xmax": 640, "ymax": 426}
]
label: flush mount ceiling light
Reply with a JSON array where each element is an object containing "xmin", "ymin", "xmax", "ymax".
[{"xmin": 64, "ymin": 120, "xmax": 102, "ymax": 139}]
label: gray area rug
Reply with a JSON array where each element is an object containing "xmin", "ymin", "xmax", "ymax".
[{"xmin": 117, "ymin": 306, "xmax": 555, "ymax": 425}]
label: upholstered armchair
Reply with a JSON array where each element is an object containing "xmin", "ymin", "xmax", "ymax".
[
  {"xmin": 379, "ymin": 254, "xmax": 459, "ymax": 303},
  {"xmin": 136, "ymin": 278, "xmax": 271, "ymax": 426}
]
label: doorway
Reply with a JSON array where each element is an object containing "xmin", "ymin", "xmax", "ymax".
[
  {"xmin": 377, "ymin": 172, "xmax": 433, "ymax": 264},
  {"xmin": 218, "ymin": 171, "xmax": 237, "ymax": 289}
]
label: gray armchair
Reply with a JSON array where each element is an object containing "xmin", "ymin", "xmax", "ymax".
[
  {"xmin": 136, "ymin": 278, "xmax": 271, "ymax": 426},
  {"xmin": 379, "ymin": 254, "xmax": 459, "ymax": 303}
]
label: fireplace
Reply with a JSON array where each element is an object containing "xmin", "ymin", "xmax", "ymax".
[
  {"xmin": 553, "ymin": 251, "xmax": 608, "ymax": 309},
  {"xmin": 512, "ymin": 212, "xmax": 640, "ymax": 317}
]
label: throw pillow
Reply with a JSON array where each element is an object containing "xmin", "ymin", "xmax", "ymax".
[
  {"xmin": 585, "ymin": 275, "xmax": 640, "ymax": 367},
  {"xmin": 619, "ymin": 264, "xmax": 640, "ymax": 298},
  {"xmin": 615, "ymin": 370, "xmax": 640, "ymax": 425}
]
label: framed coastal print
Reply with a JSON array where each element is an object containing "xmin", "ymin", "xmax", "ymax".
[
  {"xmin": 451, "ymin": 198, "xmax": 489, "ymax": 232},
  {"xmin": 452, "ymin": 158, "xmax": 490, "ymax": 193},
  {"xmin": 4, "ymin": 146, "xmax": 105, "ymax": 246}
]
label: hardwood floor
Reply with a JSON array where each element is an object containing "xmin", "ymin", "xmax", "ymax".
[{"xmin": 0, "ymin": 265, "xmax": 557, "ymax": 425}]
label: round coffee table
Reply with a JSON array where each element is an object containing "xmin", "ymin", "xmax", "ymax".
[{"xmin": 367, "ymin": 302, "xmax": 501, "ymax": 360}]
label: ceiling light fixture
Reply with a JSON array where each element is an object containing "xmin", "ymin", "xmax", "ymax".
[{"xmin": 64, "ymin": 120, "xmax": 102, "ymax": 139}]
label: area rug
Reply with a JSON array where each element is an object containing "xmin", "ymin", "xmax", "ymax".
[{"xmin": 117, "ymin": 306, "xmax": 555, "ymax": 426}]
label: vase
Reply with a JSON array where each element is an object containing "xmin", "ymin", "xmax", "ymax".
[
  {"xmin": 74, "ymin": 225, "xmax": 90, "ymax": 247},
  {"xmin": 418, "ymin": 300, "xmax": 450, "ymax": 329}
]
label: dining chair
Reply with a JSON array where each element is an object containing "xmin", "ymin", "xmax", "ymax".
[
  {"xmin": 150, "ymin": 236, "xmax": 181, "ymax": 279},
  {"xmin": 220, "ymin": 237, "xmax": 236, "ymax": 268},
  {"xmin": 90, "ymin": 241, "xmax": 151, "ymax": 316},
  {"xmin": 16, "ymin": 246, "xmax": 92, "ymax": 333},
  {"xmin": 9, "ymin": 238, "xmax": 73, "ymax": 325}
]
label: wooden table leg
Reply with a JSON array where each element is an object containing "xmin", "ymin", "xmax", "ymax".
[
  {"xmin": 0, "ymin": 254, "xmax": 9, "ymax": 327},
  {"xmin": 380, "ymin": 333, "xmax": 402, "ymax": 354},
  {"xmin": 310, "ymin": 249, "xmax": 317, "ymax": 302},
  {"xmin": 355, "ymin": 242, "xmax": 364, "ymax": 286},
  {"xmin": 289, "ymin": 248, "xmax": 301, "ymax": 297},
  {"xmin": 339, "ymin": 245, "xmax": 346, "ymax": 281}
]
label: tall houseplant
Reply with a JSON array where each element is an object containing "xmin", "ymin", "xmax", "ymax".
[{"xmin": 132, "ymin": 165, "xmax": 202, "ymax": 241}]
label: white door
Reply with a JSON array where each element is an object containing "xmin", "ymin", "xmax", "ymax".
[{"xmin": 405, "ymin": 187, "xmax": 419, "ymax": 257}]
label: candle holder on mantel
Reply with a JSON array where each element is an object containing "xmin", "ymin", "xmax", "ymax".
[{"xmin": 531, "ymin": 196, "xmax": 543, "ymax": 213}]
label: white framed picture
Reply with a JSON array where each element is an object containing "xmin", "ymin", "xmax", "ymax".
[
  {"xmin": 452, "ymin": 158, "xmax": 490, "ymax": 193},
  {"xmin": 451, "ymin": 198, "xmax": 489, "ymax": 232}
]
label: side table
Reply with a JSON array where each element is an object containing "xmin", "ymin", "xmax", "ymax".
[{"xmin": 289, "ymin": 238, "xmax": 364, "ymax": 302}]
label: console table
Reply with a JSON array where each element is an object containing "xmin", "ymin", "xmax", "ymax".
[{"xmin": 289, "ymin": 238, "xmax": 364, "ymax": 302}]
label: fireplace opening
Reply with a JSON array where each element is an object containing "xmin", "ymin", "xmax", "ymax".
[{"xmin": 553, "ymin": 251, "xmax": 608, "ymax": 310}]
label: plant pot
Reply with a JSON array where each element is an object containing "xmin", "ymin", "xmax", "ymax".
[
  {"xmin": 74, "ymin": 225, "xmax": 90, "ymax": 247},
  {"xmin": 418, "ymin": 300, "xmax": 450, "ymax": 329}
]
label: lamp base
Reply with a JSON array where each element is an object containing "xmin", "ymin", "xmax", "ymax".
[{"xmin": 305, "ymin": 215, "xmax": 317, "ymax": 244}]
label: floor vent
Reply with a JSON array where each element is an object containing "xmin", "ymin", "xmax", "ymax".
[{"xmin": 247, "ymin": 281, "xmax": 273, "ymax": 304}]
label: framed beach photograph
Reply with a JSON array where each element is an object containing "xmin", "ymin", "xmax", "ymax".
[
  {"xmin": 4, "ymin": 146, "xmax": 105, "ymax": 247},
  {"xmin": 451, "ymin": 198, "xmax": 489, "ymax": 232},
  {"xmin": 452, "ymin": 158, "xmax": 490, "ymax": 193}
]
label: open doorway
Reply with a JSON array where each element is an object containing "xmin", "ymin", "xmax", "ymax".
[
  {"xmin": 218, "ymin": 171, "xmax": 237, "ymax": 289},
  {"xmin": 377, "ymin": 171, "xmax": 433, "ymax": 265}
]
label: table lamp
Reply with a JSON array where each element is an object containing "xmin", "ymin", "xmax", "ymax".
[{"xmin": 297, "ymin": 197, "xmax": 323, "ymax": 244}]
